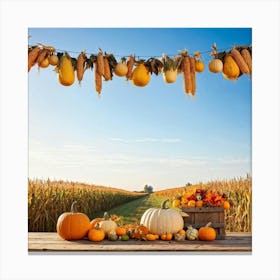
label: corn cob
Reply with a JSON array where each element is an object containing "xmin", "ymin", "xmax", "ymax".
[
  {"xmin": 230, "ymin": 48, "xmax": 250, "ymax": 74},
  {"xmin": 103, "ymin": 57, "xmax": 111, "ymax": 81},
  {"xmin": 126, "ymin": 55, "xmax": 135, "ymax": 80},
  {"xmin": 94, "ymin": 62, "xmax": 102, "ymax": 95},
  {"xmin": 96, "ymin": 52, "xmax": 105, "ymax": 76},
  {"xmin": 189, "ymin": 57, "xmax": 196, "ymax": 97},
  {"xmin": 181, "ymin": 56, "xmax": 192, "ymax": 94},
  {"xmin": 36, "ymin": 49, "xmax": 49, "ymax": 66},
  {"xmin": 76, "ymin": 51, "xmax": 87, "ymax": 85},
  {"xmin": 240, "ymin": 48, "xmax": 252, "ymax": 74},
  {"xmin": 28, "ymin": 47, "xmax": 40, "ymax": 72}
]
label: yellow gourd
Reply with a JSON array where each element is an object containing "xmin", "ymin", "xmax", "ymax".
[
  {"xmin": 222, "ymin": 54, "xmax": 240, "ymax": 80},
  {"xmin": 58, "ymin": 54, "xmax": 75, "ymax": 86},
  {"xmin": 131, "ymin": 63, "xmax": 150, "ymax": 87}
]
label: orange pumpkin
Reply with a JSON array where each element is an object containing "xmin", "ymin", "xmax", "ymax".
[
  {"xmin": 198, "ymin": 222, "xmax": 216, "ymax": 241},
  {"xmin": 187, "ymin": 200, "xmax": 196, "ymax": 207},
  {"xmin": 195, "ymin": 200, "xmax": 204, "ymax": 207},
  {"xmin": 161, "ymin": 233, "xmax": 172, "ymax": 241},
  {"xmin": 90, "ymin": 217, "xmax": 104, "ymax": 229},
  {"xmin": 48, "ymin": 55, "xmax": 59, "ymax": 66},
  {"xmin": 172, "ymin": 199, "xmax": 181, "ymax": 208},
  {"xmin": 146, "ymin": 234, "xmax": 157, "ymax": 241},
  {"xmin": 177, "ymin": 229, "xmax": 185, "ymax": 235},
  {"xmin": 88, "ymin": 223, "xmax": 105, "ymax": 242},
  {"xmin": 195, "ymin": 61, "xmax": 204, "ymax": 73},
  {"xmin": 115, "ymin": 227, "xmax": 127, "ymax": 236},
  {"xmin": 56, "ymin": 201, "xmax": 91, "ymax": 240},
  {"xmin": 223, "ymin": 201, "xmax": 230, "ymax": 210}
]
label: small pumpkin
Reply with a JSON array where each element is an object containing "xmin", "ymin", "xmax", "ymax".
[
  {"xmin": 114, "ymin": 61, "xmax": 128, "ymax": 77},
  {"xmin": 90, "ymin": 217, "xmax": 104, "ymax": 229},
  {"xmin": 58, "ymin": 53, "xmax": 75, "ymax": 86},
  {"xmin": 223, "ymin": 200, "xmax": 230, "ymax": 210},
  {"xmin": 115, "ymin": 227, "xmax": 127, "ymax": 236},
  {"xmin": 140, "ymin": 199, "xmax": 184, "ymax": 235},
  {"xmin": 39, "ymin": 57, "xmax": 50, "ymax": 68},
  {"xmin": 108, "ymin": 231, "xmax": 118, "ymax": 241},
  {"xmin": 222, "ymin": 54, "xmax": 240, "ymax": 80},
  {"xmin": 195, "ymin": 200, "xmax": 204, "ymax": 207},
  {"xmin": 131, "ymin": 63, "xmax": 150, "ymax": 87},
  {"xmin": 88, "ymin": 223, "xmax": 105, "ymax": 242},
  {"xmin": 208, "ymin": 58, "xmax": 223, "ymax": 73},
  {"xmin": 99, "ymin": 212, "xmax": 118, "ymax": 236},
  {"xmin": 198, "ymin": 222, "xmax": 216, "ymax": 241},
  {"xmin": 146, "ymin": 234, "xmax": 158, "ymax": 241},
  {"xmin": 195, "ymin": 61, "xmax": 205, "ymax": 73},
  {"xmin": 187, "ymin": 200, "xmax": 196, "ymax": 207},
  {"xmin": 186, "ymin": 225, "xmax": 198, "ymax": 241},
  {"xmin": 161, "ymin": 233, "xmax": 172, "ymax": 241},
  {"xmin": 56, "ymin": 201, "xmax": 91, "ymax": 240},
  {"xmin": 177, "ymin": 229, "xmax": 186, "ymax": 235},
  {"xmin": 174, "ymin": 233, "xmax": 185, "ymax": 241},
  {"xmin": 172, "ymin": 199, "xmax": 181, "ymax": 208}
]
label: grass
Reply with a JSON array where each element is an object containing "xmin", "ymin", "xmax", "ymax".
[{"xmin": 105, "ymin": 193, "xmax": 164, "ymax": 225}]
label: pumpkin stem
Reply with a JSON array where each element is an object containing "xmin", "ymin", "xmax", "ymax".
[
  {"xmin": 205, "ymin": 222, "xmax": 212, "ymax": 227},
  {"xmin": 95, "ymin": 222, "xmax": 100, "ymax": 230},
  {"xmin": 161, "ymin": 199, "xmax": 169, "ymax": 209},
  {"xmin": 70, "ymin": 201, "xmax": 78, "ymax": 213},
  {"xmin": 103, "ymin": 212, "xmax": 109, "ymax": 220}
]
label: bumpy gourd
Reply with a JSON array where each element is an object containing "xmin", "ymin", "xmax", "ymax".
[{"xmin": 186, "ymin": 225, "xmax": 198, "ymax": 241}]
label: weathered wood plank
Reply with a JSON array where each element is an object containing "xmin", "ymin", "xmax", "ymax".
[{"xmin": 28, "ymin": 232, "xmax": 252, "ymax": 252}]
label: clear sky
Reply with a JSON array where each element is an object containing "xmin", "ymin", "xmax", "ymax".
[{"xmin": 28, "ymin": 28, "xmax": 252, "ymax": 191}]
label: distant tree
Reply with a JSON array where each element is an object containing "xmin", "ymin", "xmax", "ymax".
[
  {"xmin": 144, "ymin": 184, "xmax": 153, "ymax": 193},
  {"xmin": 185, "ymin": 182, "xmax": 192, "ymax": 186}
]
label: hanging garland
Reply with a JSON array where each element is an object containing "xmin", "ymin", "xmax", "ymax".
[{"xmin": 28, "ymin": 43, "xmax": 252, "ymax": 97}]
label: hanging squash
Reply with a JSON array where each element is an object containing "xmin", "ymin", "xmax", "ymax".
[
  {"xmin": 114, "ymin": 58, "xmax": 128, "ymax": 77},
  {"xmin": 208, "ymin": 58, "xmax": 223, "ymax": 73},
  {"xmin": 222, "ymin": 54, "xmax": 240, "ymax": 80},
  {"xmin": 58, "ymin": 53, "xmax": 75, "ymax": 86},
  {"xmin": 140, "ymin": 199, "xmax": 184, "ymax": 235},
  {"xmin": 131, "ymin": 63, "xmax": 150, "ymax": 87}
]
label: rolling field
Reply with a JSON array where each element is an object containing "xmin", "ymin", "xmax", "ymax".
[{"xmin": 28, "ymin": 176, "xmax": 252, "ymax": 232}]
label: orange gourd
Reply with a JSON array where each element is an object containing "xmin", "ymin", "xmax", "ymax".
[
  {"xmin": 131, "ymin": 63, "xmax": 150, "ymax": 87},
  {"xmin": 56, "ymin": 201, "xmax": 91, "ymax": 240},
  {"xmin": 198, "ymin": 222, "xmax": 216, "ymax": 241},
  {"xmin": 195, "ymin": 61, "xmax": 204, "ymax": 73},
  {"xmin": 146, "ymin": 234, "xmax": 157, "ymax": 241},
  {"xmin": 223, "ymin": 201, "xmax": 230, "ymax": 210},
  {"xmin": 88, "ymin": 223, "xmax": 105, "ymax": 242},
  {"xmin": 115, "ymin": 227, "xmax": 127, "ymax": 236},
  {"xmin": 222, "ymin": 54, "xmax": 240, "ymax": 80},
  {"xmin": 195, "ymin": 200, "xmax": 204, "ymax": 207}
]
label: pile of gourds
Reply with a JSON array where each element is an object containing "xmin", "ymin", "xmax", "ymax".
[
  {"xmin": 56, "ymin": 200, "xmax": 217, "ymax": 242},
  {"xmin": 28, "ymin": 43, "xmax": 252, "ymax": 97}
]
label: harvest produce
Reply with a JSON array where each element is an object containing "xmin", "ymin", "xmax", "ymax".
[
  {"xmin": 99, "ymin": 212, "xmax": 118, "ymax": 236},
  {"xmin": 208, "ymin": 58, "xmax": 223, "ymax": 73},
  {"xmin": 171, "ymin": 188, "xmax": 231, "ymax": 209},
  {"xmin": 222, "ymin": 54, "xmax": 240, "ymax": 80},
  {"xmin": 198, "ymin": 222, "xmax": 216, "ymax": 241},
  {"xmin": 186, "ymin": 225, "xmax": 198, "ymax": 240},
  {"xmin": 76, "ymin": 51, "xmax": 87, "ymax": 84},
  {"xmin": 88, "ymin": 223, "xmax": 105, "ymax": 242},
  {"xmin": 56, "ymin": 201, "xmax": 91, "ymax": 240},
  {"xmin": 140, "ymin": 199, "xmax": 184, "ymax": 235},
  {"xmin": 131, "ymin": 63, "xmax": 151, "ymax": 87},
  {"xmin": 108, "ymin": 231, "xmax": 118, "ymax": 241},
  {"xmin": 57, "ymin": 53, "xmax": 75, "ymax": 86},
  {"xmin": 114, "ymin": 58, "xmax": 128, "ymax": 77}
]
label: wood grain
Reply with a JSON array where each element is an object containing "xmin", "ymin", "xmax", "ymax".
[{"xmin": 28, "ymin": 232, "xmax": 252, "ymax": 252}]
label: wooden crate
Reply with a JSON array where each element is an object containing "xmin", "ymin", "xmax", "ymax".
[{"xmin": 181, "ymin": 207, "xmax": 225, "ymax": 240}]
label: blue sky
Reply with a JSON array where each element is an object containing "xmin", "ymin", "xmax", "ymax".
[{"xmin": 28, "ymin": 28, "xmax": 252, "ymax": 191}]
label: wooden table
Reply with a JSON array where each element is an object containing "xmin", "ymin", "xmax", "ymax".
[{"xmin": 28, "ymin": 232, "xmax": 252, "ymax": 252}]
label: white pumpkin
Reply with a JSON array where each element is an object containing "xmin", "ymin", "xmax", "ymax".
[
  {"xmin": 140, "ymin": 199, "xmax": 184, "ymax": 235},
  {"xmin": 99, "ymin": 212, "xmax": 117, "ymax": 235},
  {"xmin": 186, "ymin": 225, "xmax": 198, "ymax": 241}
]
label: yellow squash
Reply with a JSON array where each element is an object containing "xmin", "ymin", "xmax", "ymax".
[
  {"xmin": 58, "ymin": 55, "xmax": 75, "ymax": 86},
  {"xmin": 222, "ymin": 54, "xmax": 240, "ymax": 80},
  {"xmin": 131, "ymin": 64, "xmax": 150, "ymax": 87}
]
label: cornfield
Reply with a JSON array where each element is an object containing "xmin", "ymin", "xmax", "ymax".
[
  {"xmin": 155, "ymin": 175, "xmax": 252, "ymax": 232},
  {"xmin": 28, "ymin": 178, "xmax": 146, "ymax": 232}
]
